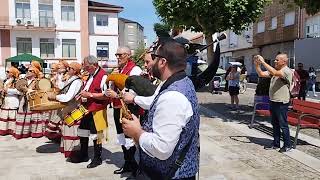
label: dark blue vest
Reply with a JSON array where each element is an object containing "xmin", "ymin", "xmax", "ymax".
[{"xmin": 140, "ymin": 77, "xmax": 200, "ymax": 179}]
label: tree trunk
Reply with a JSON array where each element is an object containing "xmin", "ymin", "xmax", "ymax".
[{"xmin": 205, "ymin": 33, "xmax": 214, "ymax": 64}]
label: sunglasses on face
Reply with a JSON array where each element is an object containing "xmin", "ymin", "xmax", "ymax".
[
  {"xmin": 6, "ymin": 71, "xmax": 9, "ymax": 73},
  {"xmin": 115, "ymin": 53, "xmax": 127, "ymax": 57},
  {"xmin": 151, "ymin": 54, "xmax": 165, "ymax": 61},
  {"xmin": 28, "ymin": 70, "xmax": 35, "ymax": 73}
]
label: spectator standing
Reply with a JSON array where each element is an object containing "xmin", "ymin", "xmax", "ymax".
[
  {"xmin": 307, "ymin": 67, "xmax": 317, "ymax": 97},
  {"xmin": 224, "ymin": 66, "xmax": 232, "ymax": 92},
  {"xmin": 254, "ymin": 54, "xmax": 292, "ymax": 152},
  {"xmin": 296, "ymin": 63, "xmax": 309, "ymax": 100},
  {"xmin": 226, "ymin": 65, "xmax": 240, "ymax": 110}
]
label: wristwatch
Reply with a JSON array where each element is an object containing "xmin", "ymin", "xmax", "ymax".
[{"xmin": 89, "ymin": 93, "xmax": 94, "ymax": 98}]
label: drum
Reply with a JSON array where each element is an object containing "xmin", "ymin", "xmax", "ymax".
[
  {"xmin": 64, "ymin": 105, "xmax": 89, "ymax": 126},
  {"xmin": 106, "ymin": 73, "xmax": 128, "ymax": 90},
  {"xmin": 27, "ymin": 90, "xmax": 66, "ymax": 111},
  {"xmin": 37, "ymin": 78, "xmax": 52, "ymax": 91},
  {"xmin": 15, "ymin": 79, "xmax": 28, "ymax": 93}
]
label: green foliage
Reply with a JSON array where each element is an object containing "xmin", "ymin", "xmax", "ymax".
[
  {"xmin": 153, "ymin": 23, "xmax": 171, "ymax": 37},
  {"xmin": 153, "ymin": 0, "xmax": 271, "ymax": 35},
  {"xmin": 293, "ymin": 0, "xmax": 320, "ymax": 15},
  {"xmin": 132, "ymin": 45, "xmax": 146, "ymax": 68}
]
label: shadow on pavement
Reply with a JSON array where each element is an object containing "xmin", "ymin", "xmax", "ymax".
[
  {"xmin": 36, "ymin": 142, "xmax": 60, "ymax": 153},
  {"xmin": 229, "ymin": 135, "xmax": 272, "ymax": 147}
]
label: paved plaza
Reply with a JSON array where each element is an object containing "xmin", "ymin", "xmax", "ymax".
[{"xmin": 0, "ymin": 89, "xmax": 319, "ymax": 180}]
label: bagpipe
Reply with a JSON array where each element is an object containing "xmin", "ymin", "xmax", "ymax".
[{"xmin": 107, "ymin": 33, "xmax": 226, "ymax": 98}]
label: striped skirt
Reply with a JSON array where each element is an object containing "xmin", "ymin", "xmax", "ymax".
[
  {"xmin": 44, "ymin": 110, "xmax": 62, "ymax": 140},
  {"xmin": 0, "ymin": 108, "xmax": 17, "ymax": 136},
  {"xmin": 60, "ymin": 121, "xmax": 80, "ymax": 158},
  {"xmin": 14, "ymin": 110, "xmax": 50, "ymax": 139}
]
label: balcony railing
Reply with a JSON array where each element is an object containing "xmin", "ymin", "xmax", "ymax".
[{"xmin": 39, "ymin": 17, "xmax": 55, "ymax": 28}]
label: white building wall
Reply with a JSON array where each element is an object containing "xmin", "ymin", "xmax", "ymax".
[
  {"xmin": 89, "ymin": 35, "xmax": 118, "ymax": 63},
  {"xmin": 56, "ymin": 31, "xmax": 81, "ymax": 62},
  {"xmin": 89, "ymin": 12, "xmax": 118, "ymax": 35},
  {"xmin": 10, "ymin": 30, "xmax": 81, "ymax": 62}
]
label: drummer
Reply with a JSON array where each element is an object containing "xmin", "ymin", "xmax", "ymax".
[
  {"xmin": 69, "ymin": 55, "xmax": 110, "ymax": 169},
  {"xmin": 14, "ymin": 66, "xmax": 49, "ymax": 139},
  {"xmin": 0, "ymin": 67, "xmax": 21, "ymax": 136},
  {"xmin": 48, "ymin": 62, "xmax": 83, "ymax": 159},
  {"xmin": 45, "ymin": 61, "xmax": 69, "ymax": 141}
]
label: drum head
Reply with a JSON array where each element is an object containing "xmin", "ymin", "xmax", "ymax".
[
  {"xmin": 38, "ymin": 79, "xmax": 52, "ymax": 91},
  {"xmin": 15, "ymin": 79, "xmax": 28, "ymax": 92}
]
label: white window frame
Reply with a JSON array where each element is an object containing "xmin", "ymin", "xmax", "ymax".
[
  {"xmin": 16, "ymin": 37, "xmax": 32, "ymax": 55},
  {"xmin": 15, "ymin": 0, "xmax": 31, "ymax": 21},
  {"xmin": 40, "ymin": 38, "xmax": 54, "ymax": 58},
  {"xmin": 62, "ymin": 39, "xmax": 76, "ymax": 58},
  {"xmin": 61, "ymin": 0, "xmax": 75, "ymax": 21},
  {"xmin": 96, "ymin": 14, "xmax": 108, "ymax": 26},
  {"xmin": 257, "ymin": 21, "xmax": 265, "ymax": 33},
  {"xmin": 284, "ymin": 11, "xmax": 295, "ymax": 27}
]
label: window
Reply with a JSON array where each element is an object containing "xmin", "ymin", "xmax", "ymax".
[
  {"xmin": 257, "ymin": 21, "xmax": 265, "ymax": 33},
  {"xmin": 96, "ymin": 42, "xmax": 109, "ymax": 58},
  {"xmin": 62, "ymin": 39, "xmax": 76, "ymax": 57},
  {"xmin": 40, "ymin": 38, "xmax": 54, "ymax": 58},
  {"xmin": 271, "ymin": 17, "xmax": 277, "ymax": 30},
  {"xmin": 284, "ymin": 11, "xmax": 295, "ymax": 27},
  {"xmin": 16, "ymin": 38, "xmax": 32, "ymax": 55},
  {"xmin": 96, "ymin": 14, "xmax": 108, "ymax": 26},
  {"xmin": 61, "ymin": 0, "xmax": 75, "ymax": 21},
  {"xmin": 39, "ymin": 0, "xmax": 54, "ymax": 27},
  {"xmin": 16, "ymin": 0, "xmax": 31, "ymax": 22}
]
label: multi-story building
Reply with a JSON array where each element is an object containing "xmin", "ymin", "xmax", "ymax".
[
  {"xmin": 0, "ymin": 0, "xmax": 123, "ymax": 71},
  {"xmin": 253, "ymin": 0, "xmax": 301, "ymax": 68},
  {"xmin": 220, "ymin": 25, "xmax": 259, "ymax": 74},
  {"xmin": 118, "ymin": 17, "xmax": 144, "ymax": 54}
]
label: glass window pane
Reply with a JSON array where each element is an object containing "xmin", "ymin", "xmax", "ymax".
[
  {"xmin": 16, "ymin": 4, "xmax": 23, "ymax": 18},
  {"xmin": 68, "ymin": 6, "xmax": 75, "ymax": 21},
  {"xmin": 61, "ymin": 6, "xmax": 68, "ymax": 20},
  {"xmin": 48, "ymin": 43, "xmax": 54, "ymax": 55},
  {"xmin": 62, "ymin": 45, "xmax": 69, "ymax": 57},
  {"xmin": 70, "ymin": 45, "xmax": 76, "ymax": 57}
]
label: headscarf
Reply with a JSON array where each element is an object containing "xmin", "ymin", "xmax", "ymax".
[
  {"xmin": 31, "ymin": 61, "xmax": 42, "ymax": 71},
  {"xmin": 7, "ymin": 67, "xmax": 20, "ymax": 79},
  {"xmin": 69, "ymin": 62, "xmax": 82, "ymax": 75}
]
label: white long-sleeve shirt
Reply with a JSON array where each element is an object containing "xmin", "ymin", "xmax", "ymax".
[
  {"xmin": 2, "ymin": 78, "xmax": 21, "ymax": 109},
  {"xmin": 56, "ymin": 76, "xmax": 82, "ymax": 103},
  {"xmin": 138, "ymin": 83, "xmax": 193, "ymax": 160},
  {"xmin": 133, "ymin": 81, "xmax": 163, "ymax": 110}
]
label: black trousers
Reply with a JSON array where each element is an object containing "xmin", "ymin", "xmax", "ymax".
[{"xmin": 79, "ymin": 113, "xmax": 97, "ymax": 135}]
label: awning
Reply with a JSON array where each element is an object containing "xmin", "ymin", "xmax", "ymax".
[{"xmin": 6, "ymin": 53, "xmax": 43, "ymax": 63}]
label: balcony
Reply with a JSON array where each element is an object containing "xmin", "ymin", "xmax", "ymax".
[{"xmin": 12, "ymin": 17, "xmax": 56, "ymax": 31}]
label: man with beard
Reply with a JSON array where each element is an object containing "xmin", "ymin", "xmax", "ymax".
[{"xmin": 122, "ymin": 39, "xmax": 200, "ymax": 180}]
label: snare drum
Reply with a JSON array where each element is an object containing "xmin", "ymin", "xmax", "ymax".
[
  {"xmin": 64, "ymin": 105, "xmax": 89, "ymax": 126},
  {"xmin": 27, "ymin": 90, "xmax": 66, "ymax": 111}
]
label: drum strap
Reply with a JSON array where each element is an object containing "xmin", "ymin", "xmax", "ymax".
[{"xmin": 60, "ymin": 77, "xmax": 81, "ymax": 93}]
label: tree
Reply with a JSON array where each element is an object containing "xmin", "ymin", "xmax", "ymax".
[
  {"xmin": 292, "ymin": 0, "xmax": 320, "ymax": 15},
  {"xmin": 153, "ymin": 0, "xmax": 271, "ymax": 63},
  {"xmin": 132, "ymin": 44, "xmax": 146, "ymax": 68},
  {"xmin": 153, "ymin": 23, "xmax": 171, "ymax": 37}
]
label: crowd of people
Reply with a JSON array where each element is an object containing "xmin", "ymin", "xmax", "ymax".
[{"xmin": 0, "ymin": 39, "xmax": 200, "ymax": 180}]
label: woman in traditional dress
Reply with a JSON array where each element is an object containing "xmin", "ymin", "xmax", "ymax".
[
  {"xmin": 14, "ymin": 66, "xmax": 49, "ymax": 139},
  {"xmin": 0, "ymin": 67, "xmax": 21, "ymax": 136},
  {"xmin": 48, "ymin": 62, "xmax": 83, "ymax": 159}
]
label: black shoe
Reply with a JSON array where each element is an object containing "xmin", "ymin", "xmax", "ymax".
[
  {"xmin": 68, "ymin": 153, "xmax": 89, "ymax": 163},
  {"xmin": 279, "ymin": 146, "xmax": 292, "ymax": 153},
  {"xmin": 87, "ymin": 157, "xmax": 102, "ymax": 168},
  {"xmin": 114, "ymin": 163, "xmax": 131, "ymax": 174},
  {"xmin": 264, "ymin": 144, "xmax": 280, "ymax": 150}
]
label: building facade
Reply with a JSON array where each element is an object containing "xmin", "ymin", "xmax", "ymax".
[
  {"xmin": 0, "ymin": 0, "xmax": 123, "ymax": 71},
  {"xmin": 118, "ymin": 17, "xmax": 144, "ymax": 54}
]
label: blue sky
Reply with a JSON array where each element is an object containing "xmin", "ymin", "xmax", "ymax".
[{"xmin": 98, "ymin": 0, "xmax": 160, "ymax": 44}]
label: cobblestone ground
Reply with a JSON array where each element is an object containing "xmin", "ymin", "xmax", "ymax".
[
  {"xmin": 0, "ymin": 91, "xmax": 319, "ymax": 180},
  {"xmin": 197, "ymin": 87, "xmax": 320, "ymax": 159}
]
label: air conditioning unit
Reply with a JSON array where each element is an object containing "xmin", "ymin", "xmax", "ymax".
[
  {"xmin": 24, "ymin": 19, "xmax": 33, "ymax": 26},
  {"xmin": 16, "ymin": 18, "xmax": 23, "ymax": 25}
]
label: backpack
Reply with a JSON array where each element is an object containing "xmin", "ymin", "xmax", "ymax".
[{"xmin": 290, "ymin": 70, "xmax": 301, "ymax": 98}]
